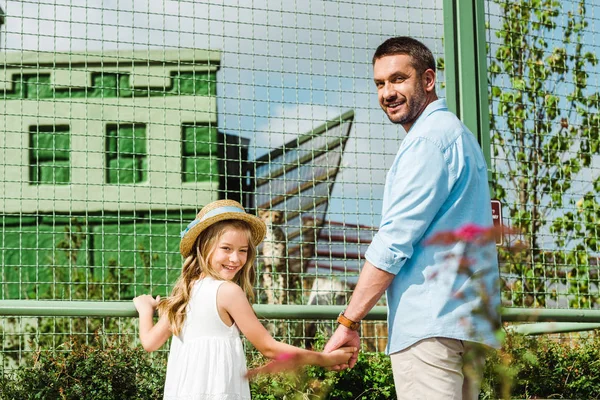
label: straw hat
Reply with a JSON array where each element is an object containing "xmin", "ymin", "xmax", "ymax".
[{"xmin": 179, "ymin": 199, "xmax": 266, "ymax": 258}]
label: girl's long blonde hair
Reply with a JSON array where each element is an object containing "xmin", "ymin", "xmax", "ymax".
[{"xmin": 157, "ymin": 220, "xmax": 257, "ymax": 335}]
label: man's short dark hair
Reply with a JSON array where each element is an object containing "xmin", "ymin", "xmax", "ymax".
[{"xmin": 372, "ymin": 36, "xmax": 436, "ymax": 74}]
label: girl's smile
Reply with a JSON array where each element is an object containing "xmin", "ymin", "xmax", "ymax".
[{"xmin": 210, "ymin": 228, "xmax": 250, "ymax": 281}]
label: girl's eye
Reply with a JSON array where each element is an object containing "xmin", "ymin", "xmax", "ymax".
[
  {"xmin": 240, "ymin": 249, "xmax": 248, "ymax": 253},
  {"xmin": 221, "ymin": 247, "xmax": 230, "ymax": 251}
]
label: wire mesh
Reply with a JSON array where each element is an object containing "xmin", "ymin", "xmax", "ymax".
[
  {"xmin": 0, "ymin": 0, "xmax": 447, "ymax": 370},
  {"xmin": 485, "ymin": 0, "xmax": 600, "ymax": 310},
  {"xmin": 1, "ymin": 0, "xmax": 598, "ymax": 376}
]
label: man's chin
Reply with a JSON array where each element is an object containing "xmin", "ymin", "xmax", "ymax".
[{"xmin": 386, "ymin": 112, "xmax": 405, "ymax": 124}]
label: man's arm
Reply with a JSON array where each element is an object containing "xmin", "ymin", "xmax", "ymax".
[
  {"xmin": 323, "ymin": 260, "xmax": 395, "ymax": 368},
  {"xmin": 325, "ymin": 137, "xmax": 451, "ymax": 368},
  {"xmin": 342, "ymin": 260, "xmax": 394, "ymax": 322}
]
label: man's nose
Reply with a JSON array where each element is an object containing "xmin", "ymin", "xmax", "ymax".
[{"xmin": 382, "ymin": 82, "xmax": 396, "ymax": 99}]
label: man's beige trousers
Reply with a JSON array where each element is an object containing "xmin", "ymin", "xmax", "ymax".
[{"xmin": 390, "ymin": 337, "xmax": 486, "ymax": 400}]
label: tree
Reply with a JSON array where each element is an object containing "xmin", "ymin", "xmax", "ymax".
[{"xmin": 488, "ymin": 0, "xmax": 600, "ymax": 307}]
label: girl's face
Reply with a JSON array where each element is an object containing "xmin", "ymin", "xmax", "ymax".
[{"xmin": 209, "ymin": 227, "xmax": 250, "ymax": 281}]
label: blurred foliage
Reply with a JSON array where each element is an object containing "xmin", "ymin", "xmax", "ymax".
[{"xmin": 482, "ymin": 329, "xmax": 600, "ymax": 399}]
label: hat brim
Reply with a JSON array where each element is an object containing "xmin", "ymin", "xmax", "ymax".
[{"xmin": 180, "ymin": 212, "xmax": 266, "ymax": 258}]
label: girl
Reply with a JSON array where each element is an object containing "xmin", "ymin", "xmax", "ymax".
[{"xmin": 133, "ymin": 199, "xmax": 354, "ymax": 400}]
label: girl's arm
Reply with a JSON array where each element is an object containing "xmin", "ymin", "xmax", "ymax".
[
  {"xmin": 133, "ymin": 295, "xmax": 172, "ymax": 352},
  {"xmin": 218, "ymin": 283, "xmax": 354, "ymax": 368}
]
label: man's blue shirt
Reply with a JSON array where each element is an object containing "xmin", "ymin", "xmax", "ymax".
[{"xmin": 365, "ymin": 99, "xmax": 501, "ymax": 354}]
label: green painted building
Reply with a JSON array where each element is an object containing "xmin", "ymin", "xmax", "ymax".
[{"xmin": 0, "ymin": 49, "xmax": 250, "ymax": 300}]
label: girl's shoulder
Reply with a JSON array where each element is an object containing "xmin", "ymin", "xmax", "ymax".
[
  {"xmin": 217, "ymin": 280, "xmax": 244, "ymax": 295},
  {"xmin": 216, "ymin": 281, "xmax": 248, "ymax": 308},
  {"xmin": 191, "ymin": 276, "xmax": 224, "ymax": 296},
  {"xmin": 198, "ymin": 277, "xmax": 243, "ymax": 297}
]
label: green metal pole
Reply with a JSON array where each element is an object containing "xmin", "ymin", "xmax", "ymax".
[
  {"xmin": 443, "ymin": 0, "xmax": 458, "ymax": 115},
  {"xmin": 501, "ymin": 308, "xmax": 600, "ymax": 323},
  {"xmin": 0, "ymin": 300, "xmax": 388, "ymax": 320},
  {"xmin": 4, "ymin": 300, "xmax": 600, "ymax": 326},
  {"xmin": 0, "ymin": 300, "xmax": 138, "ymax": 318},
  {"xmin": 509, "ymin": 322, "xmax": 600, "ymax": 336},
  {"xmin": 443, "ymin": 0, "xmax": 492, "ymax": 180}
]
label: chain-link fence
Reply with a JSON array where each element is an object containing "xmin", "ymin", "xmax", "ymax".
[
  {"xmin": 486, "ymin": 0, "xmax": 600, "ymax": 310},
  {"xmin": 1, "ymin": 0, "xmax": 599, "ymax": 374},
  {"xmin": 0, "ymin": 0, "xmax": 448, "ymax": 369}
]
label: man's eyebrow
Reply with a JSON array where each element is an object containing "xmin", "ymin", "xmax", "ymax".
[
  {"xmin": 374, "ymin": 72, "xmax": 409, "ymax": 83},
  {"xmin": 390, "ymin": 71, "xmax": 410, "ymax": 79}
]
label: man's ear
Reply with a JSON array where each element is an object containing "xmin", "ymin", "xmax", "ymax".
[{"xmin": 422, "ymin": 68, "xmax": 436, "ymax": 92}]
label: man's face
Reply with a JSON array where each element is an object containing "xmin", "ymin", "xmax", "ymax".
[{"xmin": 373, "ymin": 54, "xmax": 430, "ymax": 131}]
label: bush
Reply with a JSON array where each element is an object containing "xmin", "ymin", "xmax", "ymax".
[
  {"xmin": 0, "ymin": 334, "xmax": 166, "ymax": 400},
  {"xmin": 250, "ymin": 330, "xmax": 600, "ymax": 400},
  {"xmin": 482, "ymin": 330, "xmax": 600, "ymax": 399},
  {"xmin": 324, "ymin": 352, "xmax": 396, "ymax": 399},
  {"xmin": 249, "ymin": 351, "xmax": 395, "ymax": 400},
  {"xmin": 3, "ymin": 330, "xmax": 600, "ymax": 399}
]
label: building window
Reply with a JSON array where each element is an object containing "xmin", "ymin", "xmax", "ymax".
[
  {"xmin": 181, "ymin": 123, "xmax": 218, "ymax": 183},
  {"xmin": 106, "ymin": 123, "xmax": 147, "ymax": 184},
  {"xmin": 29, "ymin": 125, "xmax": 70, "ymax": 184}
]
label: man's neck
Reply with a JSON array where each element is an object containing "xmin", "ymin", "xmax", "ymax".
[{"xmin": 402, "ymin": 93, "xmax": 439, "ymax": 132}]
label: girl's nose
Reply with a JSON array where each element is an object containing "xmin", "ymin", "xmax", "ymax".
[{"xmin": 229, "ymin": 252, "xmax": 241, "ymax": 263}]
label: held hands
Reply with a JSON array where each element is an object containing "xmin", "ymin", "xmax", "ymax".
[
  {"xmin": 322, "ymin": 346, "xmax": 356, "ymax": 369},
  {"xmin": 133, "ymin": 294, "xmax": 160, "ymax": 317},
  {"xmin": 245, "ymin": 347, "xmax": 357, "ymax": 379},
  {"xmin": 323, "ymin": 325, "xmax": 361, "ymax": 370}
]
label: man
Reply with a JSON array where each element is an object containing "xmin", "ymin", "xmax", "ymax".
[{"xmin": 324, "ymin": 36, "xmax": 501, "ymax": 400}]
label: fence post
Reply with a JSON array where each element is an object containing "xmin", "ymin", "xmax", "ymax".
[{"xmin": 443, "ymin": 0, "xmax": 491, "ymax": 178}]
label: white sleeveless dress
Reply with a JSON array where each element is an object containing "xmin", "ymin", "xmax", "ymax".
[{"xmin": 163, "ymin": 277, "xmax": 251, "ymax": 400}]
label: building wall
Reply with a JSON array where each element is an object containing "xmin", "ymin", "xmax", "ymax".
[{"xmin": 0, "ymin": 50, "xmax": 224, "ymax": 299}]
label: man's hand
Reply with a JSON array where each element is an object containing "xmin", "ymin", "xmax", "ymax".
[{"xmin": 323, "ymin": 325, "xmax": 360, "ymax": 369}]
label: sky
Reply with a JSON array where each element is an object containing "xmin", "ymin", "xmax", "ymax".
[{"xmin": 1, "ymin": 0, "xmax": 446, "ymax": 226}]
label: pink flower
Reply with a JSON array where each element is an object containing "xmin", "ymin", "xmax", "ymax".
[
  {"xmin": 425, "ymin": 224, "xmax": 501, "ymax": 246},
  {"xmin": 454, "ymin": 224, "xmax": 489, "ymax": 242},
  {"xmin": 275, "ymin": 353, "xmax": 294, "ymax": 361}
]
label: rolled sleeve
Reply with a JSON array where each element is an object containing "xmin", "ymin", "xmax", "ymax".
[
  {"xmin": 367, "ymin": 137, "xmax": 452, "ymax": 275},
  {"xmin": 365, "ymin": 234, "xmax": 407, "ymax": 274}
]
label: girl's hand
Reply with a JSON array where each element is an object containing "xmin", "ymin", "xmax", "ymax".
[
  {"xmin": 133, "ymin": 295, "xmax": 171, "ymax": 352},
  {"xmin": 321, "ymin": 346, "xmax": 356, "ymax": 368},
  {"xmin": 133, "ymin": 295, "xmax": 160, "ymax": 316},
  {"xmin": 324, "ymin": 325, "xmax": 360, "ymax": 369},
  {"xmin": 245, "ymin": 353, "xmax": 302, "ymax": 379}
]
